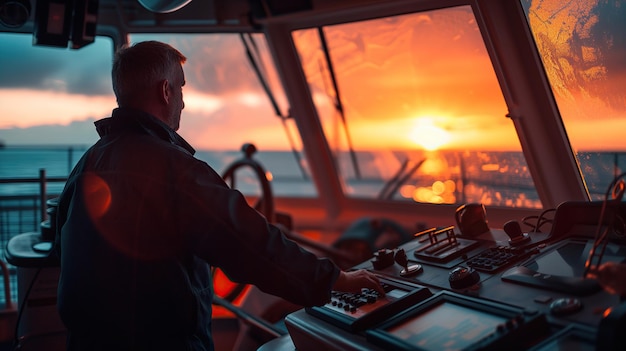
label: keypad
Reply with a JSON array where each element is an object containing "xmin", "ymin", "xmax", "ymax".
[
  {"xmin": 307, "ymin": 277, "xmax": 432, "ymax": 331},
  {"xmin": 329, "ymin": 284, "xmax": 391, "ymax": 313},
  {"xmin": 466, "ymin": 246, "xmax": 529, "ymax": 272}
]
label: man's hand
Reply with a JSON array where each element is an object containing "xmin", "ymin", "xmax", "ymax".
[
  {"xmin": 588, "ymin": 261, "xmax": 626, "ymax": 296},
  {"xmin": 333, "ymin": 269, "xmax": 385, "ymax": 296}
]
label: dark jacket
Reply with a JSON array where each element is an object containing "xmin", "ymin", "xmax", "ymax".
[{"xmin": 55, "ymin": 107, "xmax": 339, "ymax": 350}]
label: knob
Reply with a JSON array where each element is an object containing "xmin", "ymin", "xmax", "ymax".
[
  {"xmin": 503, "ymin": 220, "xmax": 530, "ymax": 246},
  {"xmin": 449, "ymin": 266, "xmax": 480, "ymax": 289}
]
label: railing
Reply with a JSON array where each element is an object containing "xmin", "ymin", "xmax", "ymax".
[{"xmin": 0, "ymin": 170, "xmax": 66, "ymax": 309}]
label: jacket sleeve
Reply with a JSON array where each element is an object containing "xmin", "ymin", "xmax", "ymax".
[{"xmin": 178, "ymin": 160, "xmax": 340, "ymax": 307}]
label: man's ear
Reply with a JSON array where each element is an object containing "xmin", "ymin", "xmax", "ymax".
[{"xmin": 160, "ymin": 79, "xmax": 170, "ymax": 104}]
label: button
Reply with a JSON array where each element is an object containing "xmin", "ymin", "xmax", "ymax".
[{"xmin": 549, "ymin": 297, "xmax": 582, "ymax": 316}]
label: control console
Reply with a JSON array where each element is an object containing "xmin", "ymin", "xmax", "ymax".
[
  {"xmin": 306, "ymin": 275, "xmax": 432, "ymax": 332},
  {"xmin": 286, "ymin": 202, "xmax": 626, "ymax": 351}
]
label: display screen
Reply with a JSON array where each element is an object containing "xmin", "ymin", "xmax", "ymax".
[
  {"xmin": 538, "ymin": 336, "xmax": 594, "ymax": 351},
  {"xmin": 525, "ymin": 240, "xmax": 626, "ymax": 277},
  {"xmin": 386, "ymin": 301, "xmax": 507, "ymax": 351},
  {"xmin": 533, "ymin": 331, "xmax": 595, "ymax": 351}
]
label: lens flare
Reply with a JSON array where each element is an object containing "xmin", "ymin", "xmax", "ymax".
[{"xmin": 83, "ymin": 172, "xmax": 112, "ymax": 219}]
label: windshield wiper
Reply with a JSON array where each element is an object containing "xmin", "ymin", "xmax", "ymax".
[
  {"xmin": 240, "ymin": 33, "xmax": 308, "ymax": 180},
  {"xmin": 377, "ymin": 158, "xmax": 426, "ymax": 200},
  {"xmin": 317, "ymin": 27, "xmax": 362, "ymax": 180}
]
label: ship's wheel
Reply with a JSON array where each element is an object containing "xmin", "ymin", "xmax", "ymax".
[{"xmin": 213, "ymin": 143, "xmax": 275, "ymax": 302}]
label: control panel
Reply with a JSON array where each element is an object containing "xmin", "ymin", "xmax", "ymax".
[
  {"xmin": 306, "ymin": 275, "xmax": 432, "ymax": 332},
  {"xmin": 287, "ymin": 201, "xmax": 626, "ymax": 351}
]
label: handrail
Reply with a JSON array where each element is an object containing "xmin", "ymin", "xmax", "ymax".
[
  {"xmin": 0, "ymin": 177, "xmax": 67, "ymax": 184},
  {"xmin": 0, "ymin": 171, "xmax": 65, "ymax": 312}
]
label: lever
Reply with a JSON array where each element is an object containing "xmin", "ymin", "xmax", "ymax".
[
  {"xmin": 394, "ymin": 248, "xmax": 422, "ymax": 277},
  {"xmin": 503, "ymin": 220, "xmax": 530, "ymax": 246}
]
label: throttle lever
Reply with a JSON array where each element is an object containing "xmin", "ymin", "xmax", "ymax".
[
  {"xmin": 394, "ymin": 248, "xmax": 423, "ymax": 277},
  {"xmin": 503, "ymin": 220, "xmax": 531, "ymax": 246}
]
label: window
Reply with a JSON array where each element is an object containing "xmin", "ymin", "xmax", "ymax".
[
  {"xmin": 522, "ymin": 0, "xmax": 626, "ymax": 199},
  {"xmin": 0, "ymin": 32, "xmax": 315, "ymax": 199},
  {"xmin": 0, "ymin": 33, "xmax": 114, "ymax": 195},
  {"xmin": 294, "ymin": 6, "xmax": 541, "ymax": 207},
  {"xmin": 129, "ymin": 34, "xmax": 315, "ymax": 198}
]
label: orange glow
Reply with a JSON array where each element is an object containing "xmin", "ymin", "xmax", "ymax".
[
  {"xmin": 420, "ymin": 158, "xmax": 448, "ymax": 176},
  {"xmin": 432, "ymin": 180, "xmax": 445, "ymax": 195},
  {"xmin": 83, "ymin": 172, "xmax": 112, "ymax": 219},
  {"xmin": 294, "ymin": 7, "xmax": 526, "ymax": 152},
  {"xmin": 3, "ymin": 4, "xmax": 625, "ymax": 154},
  {"xmin": 526, "ymin": 0, "xmax": 626, "ymax": 152},
  {"xmin": 404, "ymin": 179, "xmax": 457, "ymax": 204},
  {"xmin": 413, "ymin": 186, "xmax": 444, "ymax": 204},
  {"xmin": 400, "ymin": 184, "xmax": 416, "ymax": 198},
  {"xmin": 409, "ymin": 118, "xmax": 451, "ymax": 151},
  {"xmin": 0, "ymin": 88, "xmax": 113, "ymax": 128},
  {"xmin": 481, "ymin": 164, "xmax": 500, "ymax": 172},
  {"xmin": 212, "ymin": 269, "xmax": 251, "ymax": 318},
  {"xmin": 444, "ymin": 180, "xmax": 456, "ymax": 193},
  {"xmin": 212, "ymin": 268, "xmax": 241, "ymax": 299},
  {"xmin": 183, "ymin": 89, "xmax": 223, "ymax": 115}
]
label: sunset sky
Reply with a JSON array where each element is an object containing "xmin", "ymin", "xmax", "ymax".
[
  {"xmin": 0, "ymin": 32, "xmax": 294, "ymax": 149},
  {"xmin": 0, "ymin": 1, "xmax": 624, "ymax": 152}
]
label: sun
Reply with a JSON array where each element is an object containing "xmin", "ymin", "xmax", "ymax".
[{"xmin": 409, "ymin": 118, "xmax": 451, "ymax": 151}]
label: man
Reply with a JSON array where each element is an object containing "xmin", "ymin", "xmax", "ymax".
[{"xmin": 55, "ymin": 41, "xmax": 383, "ymax": 350}]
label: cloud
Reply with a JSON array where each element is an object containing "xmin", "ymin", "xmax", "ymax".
[
  {"xmin": 0, "ymin": 33, "xmax": 113, "ymax": 95},
  {"xmin": 0, "ymin": 88, "xmax": 114, "ymax": 128},
  {"xmin": 131, "ymin": 34, "xmax": 264, "ymax": 95},
  {"xmin": 1, "ymin": 33, "xmax": 271, "ymax": 98},
  {"xmin": 0, "ymin": 118, "xmax": 100, "ymax": 146},
  {"xmin": 0, "ymin": 87, "xmax": 285, "ymax": 150}
]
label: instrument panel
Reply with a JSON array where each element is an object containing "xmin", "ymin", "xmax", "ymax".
[
  {"xmin": 287, "ymin": 201, "xmax": 626, "ymax": 351},
  {"xmin": 306, "ymin": 277, "xmax": 432, "ymax": 332}
]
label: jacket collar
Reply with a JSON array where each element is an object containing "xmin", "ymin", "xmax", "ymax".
[{"xmin": 95, "ymin": 107, "xmax": 196, "ymax": 155}]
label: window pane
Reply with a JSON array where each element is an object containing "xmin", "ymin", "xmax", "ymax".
[
  {"xmin": 294, "ymin": 6, "xmax": 541, "ymax": 207},
  {"xmin": 522, "ymin": 0, "xmax": 626, "ymax": 199},
  {"xmin": 129, "ymin": 34, "xmax": 316, "ymax": 198},
  {"xmin": 0, "ymin": 33, "xmax": 114, "ymax": 195}
]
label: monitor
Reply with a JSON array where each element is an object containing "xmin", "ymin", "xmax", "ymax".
[
  {"xmin": 367, "ymin": 291, "xmax": 549, "ymax": 351},
  {"xmin": 525, "ymin": 239, "xmax": 626, "ymax": 278},
  {"xmin": 501, "ymin": 238, "xmax": 626, "ymax": 295},
  {"xmin": 528, "ymin": 325, "xmax": 596, "ymax": 351}
]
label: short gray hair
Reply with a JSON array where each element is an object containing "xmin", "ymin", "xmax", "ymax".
[{"xmin": 112, "ymin": 41, "xmax": 186, "ymax": 106}]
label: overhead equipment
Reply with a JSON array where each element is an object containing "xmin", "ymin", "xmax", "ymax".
[{"xmin": 33, "ymin": 0, "xmax": 98, "ymax": 49}]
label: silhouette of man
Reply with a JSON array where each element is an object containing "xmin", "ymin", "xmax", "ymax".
[{"xmin": 55, "ymin": 41, "xmax": 383, "ymax": 350}]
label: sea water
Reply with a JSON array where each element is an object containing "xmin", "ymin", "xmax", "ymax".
[
  {"xmin": 1, "ymin": 146, "xmax": 625, "ymax": 199},
  {"xmin": 0, "ymin": 146, "xmax": 314, "ymax": 197}
]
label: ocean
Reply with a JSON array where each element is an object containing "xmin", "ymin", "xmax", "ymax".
[
  {"xmin": 2, "ymin": 146, "xmax": 625, "ymax": 199},
  {"xmin": 0, "ymin": 146, "xmax": 312, "ymax": 197}
]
